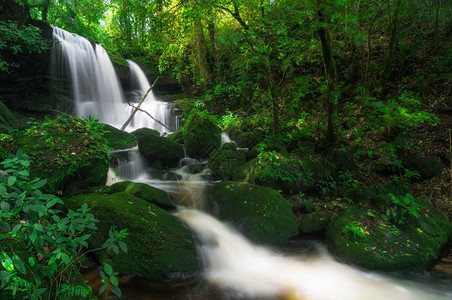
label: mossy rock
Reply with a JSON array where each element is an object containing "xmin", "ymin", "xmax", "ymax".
[
  {"xmin": 137, "ymin": 133, "xmax": 184, "ymax": 168},
  {"xmin": 64, "ymin": 192, "xmax": 201, "ymax": 282},
  {"xmin": 132, "ymin": 127, "xmax": 160, "ymax": 139},
  {"xmin": 13, "ymin": 115, "xmax": 109, "ymax": 194},
  {"xmin": 326, "ymin": 201, "xmax": 452, "ymax": 271},
  {"xmin": 255, "ymin": 152, "xmax": 334, "ymax": 194},
  {"xmin": 210, "ymin": 181, "xmax": 299, "ymax": 244},
  {"xmin": 182, "ymin": 110, "xmax": 221, "ymax": 159},
  {"xmin": 100, "ymin": 123, "xmax": 137, "ymax": 150},
  {"xmin": 109, "ymin": 181, "xmax": 177, "ymax": 209},
  {"xmin": 0, "ymin": 101, "xmax": 18, "ymax": 130},
  {"xmin": 399, "ymin": 150, "xmax": 444, "ymax": 180},
  {"xmin": 221, "ymin": 142, "xmax": 237, "ymax": 151},
  {"xmin": 207, "ymin": 148, "xmax": 247, "ymax": 181},
  {"xmin": 166, "ymin": 129, "xmax": 184, "ymax": 144},
  {"xmin": 299, "ymin": 210, "xmax": 334, "ymax": 234}
]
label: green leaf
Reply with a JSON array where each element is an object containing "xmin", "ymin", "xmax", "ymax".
[
  {"xmin": 32, "ymin": 179, "xmax": 47, "ymax": 189},
  {"xmin": 12, "ymin": 223, "xmax": 22, "ymax": 233},
  {"xmin": 29, "ymin": 229, "xmax": 37, "ymax": 243},
  {"xmin": 7, "ymin": 176, "xmax": 16, "ymax": 186},
  {"xmin": 33, "ymin": 223, "xmax": 43, "ymax": 232},
  {"xmin": 61, "ymin": 253, "xmax": 70, "ymax": 264},
  {"xmin": 0, "ymin": 201, "xmax": 10, "ymax": 211},
  {"xmin": 110, "ymin": 275, "xmax": 119, "ymax": 287},
  {"xmin": 0, "ymin": 221, "xmax": 10, "ymax": 232},
  {"xmin": 103, "ymin": 263, "xmax": 113, "ymax": 276},
  {"xmin": 11, "ymin": 254, "xmax": 26, "ymax": 275},
  {"xmin": 0, "ymin": 184, "xmax": 6, "ymax": 196},
  {"xmin": 17, "ymin": 170, "xmax": 29, "ymax": 177},
  {"xmin": 28, "ymin": 257, "xmax": 35, "ymax": 267},
  {"xmin": 111, "ymin": 286, "xmax": 122, "ymax": 298},
  {"xmin": 99, "ymin": 283, "xmax": 107, "ymax": 295},
  {"xmin": 0, "ymin": 252, "xmax": 14, "ymax": 271},
  {"xmin": 119, "ymin": 241, "xmax": 128, "ymax": 254}
]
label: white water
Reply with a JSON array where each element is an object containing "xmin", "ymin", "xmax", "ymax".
[
  {"xmin": 52, "ymin": 27, "xmax": 177, "ymax": 133},
  {"xmin": 179, "ymin": 209, "xmax": 449, "ymax": 300}
]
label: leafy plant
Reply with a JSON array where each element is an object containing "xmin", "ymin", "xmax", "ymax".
[
  {"xmin": 0, "ymin": 150, "xmax": 127, "ymax": 299},
  {"xmin": 387, "ymin": 193, "xmax": 420, "ymax": 225}
]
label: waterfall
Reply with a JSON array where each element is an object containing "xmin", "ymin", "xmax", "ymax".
[
  {"xmin": 51, "ymin": 27, "xmax": 177, "ymax": 133},
  {"xmin": 127, "ymin": 60, "xmax": 178, "ymax": 133}
]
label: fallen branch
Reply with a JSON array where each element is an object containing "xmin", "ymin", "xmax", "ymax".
[
  {"xmin": 121, "ymin": 76, "xmax": 160, "ymax": 131},
  {"xmin": 125, "ymin": 102, "xmax": 171, "ymax": 131}
]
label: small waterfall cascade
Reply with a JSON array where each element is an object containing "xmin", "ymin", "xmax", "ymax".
[
  {"xmin": 52, "ymin": 27, "xmax": 177, "ymax": 133},
  {"xmin": 178, "ymin": 209, "xmax": 449, "ymax": 300},
  {"xmin": 127, "ymin": 60, "xmax": 178, "ymax": 133}
]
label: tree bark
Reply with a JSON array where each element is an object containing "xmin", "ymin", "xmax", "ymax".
[
  {"xmin": 384, "ymin": 0, "xmax": 402, "ymax": 79},
  {"xmin": 207, "ymin": 18, "xmax": 222, "ymax": 79},
  {"xmin": 318, "ymin": 9, "xmax": 339, "ymax": 156},
  {"xmin": 194, "ymin": 17, "xmax": 212, "ymax": 87}
]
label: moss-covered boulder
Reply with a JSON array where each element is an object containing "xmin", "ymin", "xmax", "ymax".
[
  {"xmin": 109, "ymin": 181, "xmax": 177, "ymax": 209},
  {"xmin": 299, "ymin": 210, "xmax": 334, "ymax": 234},
  {"xmin": 254, "ymin": 152, "xmax": 333, "ymax": 194},
  {"xmin": 210, "ymin": 181, "xmax": 299, "ymax": 244},
  {"xmin": 399, "ymin": 150, "xmax": 444, "ymax": 180},
  {"xmin": 137, "ymin": 133, "xmax": 184, "ymax": 168},
  {"xmin": 65, "ymin": 192, "xmax": 201, "ymax": 282},
  {"xmin": 0, "ymin": 101, "xmax": 19, "ymax": 131},
  {"xmin": 13, "ymin": 115, "xmax": 109, "ymax": 194},
  {"xmin": 132, "ymin": 127, "xmax": 160, "ymax": 138},
  {"xmin": 326, "ymin": 200, "xmax": 452, "ymax": 271},
  {"xmin": 167, "ymin": 129, "xmax": 184, "ymax": 144},
  {"xmin": 182, "ymin": 110, "xmax": 221, "ymax": 159},
  {"xmin": 100, "ymin": 123, "xmax": 137, "ymax": 150},
  {"xmin": 207, "ymin": 148, "xmax": 247, "ymax": 181}
]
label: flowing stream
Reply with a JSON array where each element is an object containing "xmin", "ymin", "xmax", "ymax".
[{"xmin": 52, "ymin": 27, "xmax": 452, "ymax": 299}]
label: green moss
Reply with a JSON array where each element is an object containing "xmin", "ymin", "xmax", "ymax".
[
  {"xmin": 210, "ymin": 181, "xmax": 299, "ymax": 244},
  {"xmin": 109, "ymin": 181, "xmax": 177, "ymax": 209},
  {"xmin": 326, "ymin": 202, "xmax": 452, "ymax": 271},
  {"xmin": 64, "ymin": 192, "xmax": 201, "ymax": 282},
  {"xmin": 137, "ymin": 133, "xmax": 184, "ymax": 167},
  {"xmin": 182, "ymin": 110, "xmax": 221, "ymax": 159},
  {"xmin": 166, "ymin": 129, "xmax": 184, "ymax": 144},
  {"xmin": 12, "ymin": 115, "xmax": 110, "ymax": 194},
  {"xmin": 100, "ymin": 123, "xmax": 137, "ymax": 150},
  {"xmin": 131, "ymin": 127, "xmax": 160, "ymax": 138}
]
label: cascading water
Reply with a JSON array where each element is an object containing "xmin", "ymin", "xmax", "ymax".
[
  {"xmin": 127, "ymin": 60, "xmax": 178, "ymax": 133},
  {"xmin": 52, "ymin": 27, "xmax": 177, "ymax": 133},
  {"xmin": 52, "ymin": 27, "xmax": 451, "ymax": 300}
]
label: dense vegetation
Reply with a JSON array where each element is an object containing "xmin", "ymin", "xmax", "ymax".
[{"xmin": 1, "ymin": 0, "xmax": 451, "ymax": 298}]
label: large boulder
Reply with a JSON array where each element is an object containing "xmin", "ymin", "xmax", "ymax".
[
  {"xmin": 254, "ymin": 152, "xmax": 334, "ymax": 194},
  {"xmin": 109, "ymin": 181, "xmax": 177, "ymax": 209},
  {"xmin": 326, "ymin": 199, "xmax": 452, "ymax": 271},
  {"xmin": 100, "ymin": 123, "xmax": 137, "ymax": 150},
  {"xmin": 131, "ymin": 127, "xmax": 160, "ymax": 139},
  {"xmin": 210, "ymin": 181, "xmax": 299, "ymax": 244},
  {"xmin": 13, "ymin": 115, "xmax": 109, "ymax": 194},
  {"xmin": 207, "ymin": 147, "xmax": 247, "ymax": 181},
  {"xmin": 137, "ymin": 133, "xmax": 184, "ymax": 168},
  {"xmin": 182, "ymin": 110, "xmax": 221, "ymax": 159},
  {"xmin": 64, "ymin": 192, "xmax": 201, "ymax": 282}
]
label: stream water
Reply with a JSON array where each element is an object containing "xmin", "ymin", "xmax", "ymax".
[{"xmin": 51, "ymin": 27, "xmax": 452, "ymax": 299}]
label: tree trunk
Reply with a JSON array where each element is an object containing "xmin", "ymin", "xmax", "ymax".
[
  {"xmin": 42, "ymin": 0, "xmax": 50, "ymax": 21},
  {"xmin": 384, "ymin": 0, "xmax": 402, "ymax": 79},
  {"xmin": 433, "ymin": 0, "xmax": 441, "ymax": 54},
  {"xmin": 207, "ymin": 18, "xmax": 221, "ymax": 79},
  {"xmin": 194, "ymin": 18, "xmax": 212, "ymax": 87},
  {"xmin": 318, "ymin": 9, "xmax": 339, "ymax": 156}
]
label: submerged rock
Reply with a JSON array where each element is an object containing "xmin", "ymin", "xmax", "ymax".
[
  {"xmin": 137, "ymin": 133, "xmax": 184, "ymax": 168},
  {"xmin": 182, "ymin": 110, "xmax": 221, "ymax": 159},
  {"xmin": 326, "ymin": 200, "xmax": 452, "ymax": 271},
  {"xmin": 65, "ymin": 192, "xmax": 201, "ymax": 282},
  {"xmin": 210, "ymin": 181, "xmax": 299, "ymax": 244},
  {"xmin": 100, "ymin": 123, "xmax": 137, "ymax": 150}
]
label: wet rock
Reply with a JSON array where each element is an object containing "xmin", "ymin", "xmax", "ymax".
[
  {"xmin": 101, "ymin": 123, "xmax": 137, "ymax": 150},
  {"xmin": 132, "ymin": 127, "xmax": 160, "ymax": 138},
  {"xmin": 137, "ymin": 134, "xmax": 184, "ymax": 168},
  {"xmin": 65, "ymin": 192, "xmax": 201, "ymax": 282},
  {"xmin": 182, "ymin": 110, "xmax": 221, "ymax": 159},
  {"xmin": 210, "ymin": 181, "xmax": 299, "ymax": 244},
  {"xmin": 207, "ymin": 148, "xmax": 247, "ymax": 181}
]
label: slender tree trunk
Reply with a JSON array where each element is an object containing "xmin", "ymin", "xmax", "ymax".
[
  {"xmin": 207, "ymin": 18, "xmax": 221, "ymax": 79},
  {"xmin": 384, "ymin": 0, "xmax": 402, "ymax": 78},
  {"xmin": 318, "ymin": 9, "xmax": 339, "ymax": 156},
  {"xmin": 194, "ymin": 18, "xmax": 212, "ymax": 87},
  {"xmin": 42, "ymin": 0, "xmax": 50, "ymax": 21},
  {"xmin": 433, "ymin": 0, "xmax": 441, "ymax": 54}
]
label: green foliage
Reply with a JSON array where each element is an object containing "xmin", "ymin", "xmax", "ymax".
[
  {"xmin": 0, "ymin": 150, "xmax": 127, "ymax": 299},
  {"xmin": 0, "ymin": 21, "xmax": 50, "ymax": 72},
  {"xmin": 387, "ymin": 193, "xmax": 420, "ymax": 225}
]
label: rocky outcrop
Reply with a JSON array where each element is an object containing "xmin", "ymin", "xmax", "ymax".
[
  {"xmin": 65, "ymin": 192, "xmax": 201, "ymax": 282},
  {"xmin": 137, "ymin": 133, "xmax": 184, "ymax": 168},
  {"xmin": 326, "ymin": 199, "xmax": 452, "ymax": 271},
  {"xmin": 210, "ymin": 181, "xmax": 299, "ymax": 244}
]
